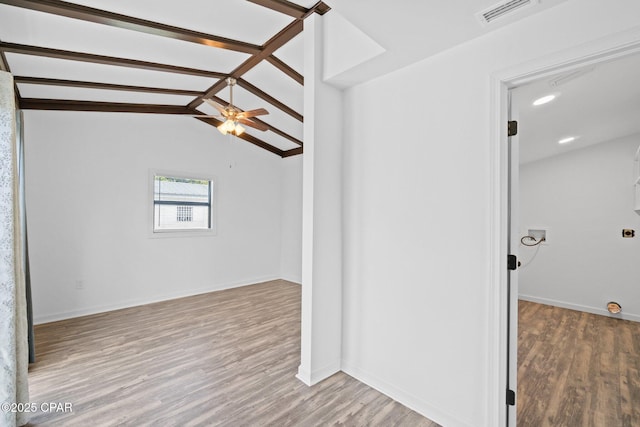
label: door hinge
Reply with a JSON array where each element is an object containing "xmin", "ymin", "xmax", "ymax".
[
  {"xmin": 508, "ymin": 120, "xmax": 518, "ymax": 137},
  {"xmin": 507, "ymin": 254, "xmax": 518, "ymax": 270},
  {"xmin": 507, "ymin": 389, "xmax": 516, "ymax": 406}
]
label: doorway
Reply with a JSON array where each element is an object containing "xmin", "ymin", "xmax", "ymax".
[
  {"xmin": 502, "ymin": 45, "xmax": 640, "ymax": 426},
  {"xmin": 510, "ymin": 51, "xmax": 640, "ymax": 426}
]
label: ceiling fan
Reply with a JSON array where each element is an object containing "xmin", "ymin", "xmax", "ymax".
[{"xmin": 199, "ymin": 77, "xmax": 269, "ymax": 136}]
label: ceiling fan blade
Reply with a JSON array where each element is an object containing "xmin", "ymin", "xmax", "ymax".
[
  {"xmin": 203, "ymin": 98, "xmax": 227, "ymax": 115},
  {"xmin": 238, "ymin": 118, "xmax": 269, "ymax": 131},
  {"xmin": 237, "ymin": 108, "xmax": 269, "ymax": 119}
]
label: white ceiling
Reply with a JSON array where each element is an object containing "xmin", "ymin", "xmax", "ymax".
[
  {"xmin": 514, "ymin": 52, "xmax": 640, "ymax": 164},
  {"xmin": 324, "ymin": 0, "xmax": 640, "ymax": 166},
  {"xmin": 326, "ymin": 0, "xmax": 569, "ymax": 86}
]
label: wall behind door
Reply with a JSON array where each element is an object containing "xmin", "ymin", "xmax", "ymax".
[{"xmin": 519, "ymin": 133, "xmax": 640, "ymax": 321}]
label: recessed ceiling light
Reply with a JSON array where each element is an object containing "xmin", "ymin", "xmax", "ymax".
[
  {"xmin": 558, "ymin": 136, "xmax": 576, "ymax": 144},
  {"xmin": 532, "ymin": 94, "xmax": 557, "ymax": 106}
]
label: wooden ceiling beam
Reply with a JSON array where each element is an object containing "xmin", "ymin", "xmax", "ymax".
[
  {"xmin": 17, "ymin": 98, "xmax": 286, "ymax": 156},
  {"xmin": 248, "ymin": 0, "xmax": 330, "ymax": 18},
  {"xmin": 0, "ymin": 0, "xmax": 261, "ymax": 54},
  {"xmin": 0, "ymin": 50, "xmax": 10, "ymax": 72},
  {"xmin": 7, "ymin": 108, "xmax": 295, "ymax": 157},
  {"xmin": 194, "ymin": 117, "xmax": 285, "ymax": 157},
  {"xmin": 254, "ymin": 117, "xmax": 302, "ymax": 146},
  {"xmin": 238, "ymin": 132, "xmax": 286, "ymax": 157},
  {"xmin": 189, "ymin": 19, "xmax": 303, "ymax": 109},
  {"xmin": 0, "ymin": 51, "xmax": 23, "ymax": 101},
  {"xmin": 247, "ymin": 0, "xmax": 307, "ymax": 19},
  {"xmin": 313, "ymin": 2, "xmax": 331, "ymax": 15},
  {"xmin": 237, "ymin": 78, "xmax": 302, "ymax": 122},
  {"xmin": 282, "ymin": 147, "xmax": 303, "ymax": 157},
  {"xmin": 233, "ymin": 20, "xmax": 303, "ymax": 78},
  {"xmin": 18, "ymin": 98, "xmax": 196, "ymax": 114},
  {"xmin": 0, "ymin": 42, "xmax": 225, "ymax": 78},
  {"xmin": 188, "ymin": 79, "xmax": 228, "ymax": 110},
  {"xmin": 14, "ymin": 76, "xmax": 203, "ymax": 97},
  {"xmin": 267, "ymin": 55, "xmax": 303, "ymax": 85}
]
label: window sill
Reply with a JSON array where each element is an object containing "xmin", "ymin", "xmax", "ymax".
[{"xmin": 149, "ymin": 229, "xmax": 217, "ymax": 239}]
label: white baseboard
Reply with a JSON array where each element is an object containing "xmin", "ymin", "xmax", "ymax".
[
  {"xmin": 519, "ymin": 294, "xmax": 640, "ymax": 323},
  {"xmin": 341, "ymin": 361, "xmax": 474, "ymax": 427},
  {"xmin": 296, "ymin": 360, "xmax": 341, "ymax": 386},
  {"xmin": 296, "ymin": 366, "xmax": 312, "ymax": 386},
  {"xmin": 280, "ymin": 274, "xmax": 302, "ymax": 285},
  {"xmin": 34, "ymin": 275, "xmax": 281, "ymax": 325}
]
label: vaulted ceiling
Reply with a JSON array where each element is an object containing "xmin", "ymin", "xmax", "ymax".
[
  {"xmin": 0, "ymin": 0, "xmax": 330, "ymax": 157},
  {"xmin": 7, "ymin": 0, "xmax": 615, "ymax": 162}
]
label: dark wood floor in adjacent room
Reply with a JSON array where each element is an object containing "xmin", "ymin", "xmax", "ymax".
[
  {"xmin": 26, "ymin": 280, "xmax": 438, "ymax": 427},
  {"xmin": 518, "ymin": 300, "xmax": 640, "ymax": 427}
]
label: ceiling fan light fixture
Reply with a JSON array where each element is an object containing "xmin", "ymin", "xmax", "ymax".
[
  {"xmin": 234, "ymin": 123, "xmax": 245, "ymax": 136},
  {"xmin": 217, "ymin": 119, "xmax": 245, "ymax": 136},
  {"xmin": 225, "ymin": 119, "xmax": 236, "ymax": 132},
  {"xmin": 218, "ymin": 121, "xmax": 232, "ymax": 135}
]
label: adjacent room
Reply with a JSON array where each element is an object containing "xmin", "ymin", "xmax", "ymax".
[
  {"xmin": 513, "ymin": 53, "xmax": 640, "ymax": 425},
  {"xmin": 1, "ymin": 1, "xmax": 639, "ymax": 426}
]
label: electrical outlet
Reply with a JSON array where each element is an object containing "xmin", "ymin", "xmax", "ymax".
[
  {"xmin": 75, "ymin": 280, "xmax": 84, "ymax": 290},
  {"xmin": 622, "ymin": 229, "xmax": 635, "ymax": 238}
]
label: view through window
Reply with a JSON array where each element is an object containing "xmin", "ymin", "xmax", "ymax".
[{"xmin": 153, "ymin": 175, "xmax": 212, "ymax": 232}]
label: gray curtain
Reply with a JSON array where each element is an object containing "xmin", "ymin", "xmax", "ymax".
[{"xmin": 0, "ymin": 70, "xmax": 30, "ymax": 427}]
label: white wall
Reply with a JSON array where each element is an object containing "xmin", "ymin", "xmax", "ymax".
[
  {"xmin": 25, "ymin": 111, "xmax": 287, "ymax": 323},
  {"xmin": 519, "ymin": 134, "xmax": 640, "ymax": 321},
  {"xmin": 297, "ymin": 13, "xmax": 344, "ymax": 386},
  {"xmin": 280, "ymin": 155, "xmax": 303, "ymax": 283},
  {"xmin": 338, "ymin": 1, "xmax": 640, "ymax": 426}
]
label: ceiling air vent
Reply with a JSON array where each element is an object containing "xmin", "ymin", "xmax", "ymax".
[{"xmin": 476, "ymin": 0, "xmax": 539, "ymax": 26}]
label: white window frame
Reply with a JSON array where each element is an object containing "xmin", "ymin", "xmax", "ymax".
[{"xmin": 149, "ymin": 169, "xmax": 217, "ymax": 238}]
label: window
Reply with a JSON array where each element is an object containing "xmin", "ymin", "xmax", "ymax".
[{"xmin": 153, "ymin": 174, "xmax": 214, "ymax": 232}]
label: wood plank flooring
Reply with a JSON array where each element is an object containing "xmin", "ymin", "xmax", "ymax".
[
  {"xmin": 518, "ymin": 300, "xmax": 640, "ymax": 427},
  {"xmin": 25, "ymin": 280, "xmax": 438, "ymax": 427}
]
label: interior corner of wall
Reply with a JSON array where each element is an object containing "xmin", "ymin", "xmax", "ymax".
[{"xmin": 321, "ymin": 9, "xmax": 386, "ymax": 82}]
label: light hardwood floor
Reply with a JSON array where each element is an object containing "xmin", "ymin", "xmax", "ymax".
[
  {"xmin": 26, "ymin": 280, "xmax": 438, "ymax": 427},
  {"xmin": 518, "ymin": 300, "xmax": 640, "ymax": 427}
]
